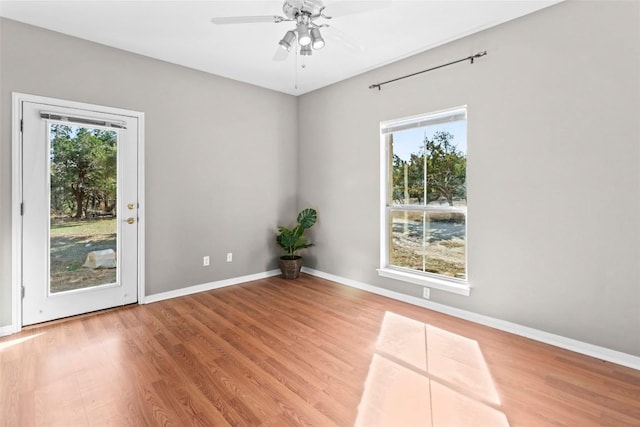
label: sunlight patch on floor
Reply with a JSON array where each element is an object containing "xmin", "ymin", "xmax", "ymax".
[
  {"xmin": 356, "ymin": 312, "xmax": 508, "ymax": 427},
  {"xmin": 427, "ymin": 323, "xmax": 501, "ymax": 406},
  {"xmin": 0, "ymin": 332, "xmax": 45, "ymax": 352},
  {"xmin": 375, "ymin": 311, "xmax": 427, "ymax": 372},
  {"xmin": 356, "ymin": 354, "xmax": 433, "ymax": 426}
]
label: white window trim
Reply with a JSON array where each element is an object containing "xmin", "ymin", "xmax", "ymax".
[
  {"xmin": 377, "ymin": 268, "xmax": 470, "ymax": 296},
  {"xmin": 378, "ymin": 106, "xmax": 471, "ymax": 297}
]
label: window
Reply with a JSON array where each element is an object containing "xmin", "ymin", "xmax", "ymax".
[{"xmin": 379, "ymin": 107, "xmax": 469, "ymax": 295}]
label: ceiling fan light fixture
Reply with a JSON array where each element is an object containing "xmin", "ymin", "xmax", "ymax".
[
  {"xmin": 279, "ymin": 30, "xmax": 297, "ymax": 51},
  {"xmin": 310, "ymin": 27, "xmax": 324, "ymax": 50},
  {"xmin": 300, "ymin": 45, "xmax": 313, "ymax": 56},
  {"xmin": 297, "ymin": 23, "xmax": 311, "ymax": 46}
]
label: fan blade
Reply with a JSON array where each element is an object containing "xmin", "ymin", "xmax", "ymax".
[
  {"xmin": 210, "ymin": 15, "xmax": 287, "ymax": 25},
  {"xmin": 273, "ymin": 46, "xmax": 290, "ymax": 62}
]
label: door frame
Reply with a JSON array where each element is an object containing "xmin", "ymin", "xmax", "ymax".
[{"xmin": 11, "ymin": 92, "xmax": 146, "ymax": 333}]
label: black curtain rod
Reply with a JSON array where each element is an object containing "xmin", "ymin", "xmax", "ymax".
[{"xmin": 369, "ymin": 51, "xmax": 487, "ymax": 91}]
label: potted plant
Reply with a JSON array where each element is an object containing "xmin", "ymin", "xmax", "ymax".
[{"xmin": 276, "ymin": 208, "xmax": 317, "ymax": 279}]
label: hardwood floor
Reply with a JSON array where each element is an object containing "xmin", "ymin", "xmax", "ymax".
[{"xmin": 1, "ymin": 274, "xmax": 639, "ymax": 426}]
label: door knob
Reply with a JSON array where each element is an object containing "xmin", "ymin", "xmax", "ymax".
[
  {"xmin": 127, "ymin": 203, "xmax": 136, "ymax": 210},
  {"xmin": 126, "ymin": 217, "xmax": 135, "ymax": 224}
]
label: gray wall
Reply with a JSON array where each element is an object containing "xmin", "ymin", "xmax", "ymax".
[
  {"xmin": 297, "ymin": 1, "xmax": 640, "ymax": 356},
  {"xmin": 0, "ymin": 18, "xmax": 298, "ymax": 326}
]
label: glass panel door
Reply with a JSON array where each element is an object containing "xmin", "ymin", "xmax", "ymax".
[{"xmin": 21, "ymin": 98, "xmax": 139, "ymax": 326}]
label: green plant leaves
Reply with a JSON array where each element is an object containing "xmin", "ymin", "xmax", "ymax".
[
  {"xmin": 297, "ymin": 208, "xmax": 317, "ymax": 229},
  {"xmin": 276, "ymin": 208, "xmax": 317, "ymax": 256}
]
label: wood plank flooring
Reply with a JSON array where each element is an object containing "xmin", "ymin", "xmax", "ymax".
[{"xmin": 1, "ymin": 274, "xmax": 639, "ymax": 426}]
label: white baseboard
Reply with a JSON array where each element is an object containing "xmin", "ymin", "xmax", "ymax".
[
  {"xmin": 0, "ymin": 325, "xmax": 14, "ymax": 337},
  {"xmin": 143, "ymin": 269, "xmax": 282, "ymax": 304},
  {"xmin": 302, "ymin": 267, "xmax": 640, "ymax": 371}
]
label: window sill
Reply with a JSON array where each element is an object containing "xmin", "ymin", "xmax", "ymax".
[{"xmin": 377, "ymin": 268, "xmax": 471, "ymax": 296}]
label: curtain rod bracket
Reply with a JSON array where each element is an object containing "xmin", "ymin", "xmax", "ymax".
[
  {"xmin": 470, "ymin": 51, "xmax": 487, "ymax": 65},
  {"xmin": 369, "ymin": 51, "xmax": 487, "ymax": 91}
]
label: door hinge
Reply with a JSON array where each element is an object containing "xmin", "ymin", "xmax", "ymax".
[
  {"xmin": 21, "ymin": 285, "xmax": 25, "ymax": 299},
  {"xmin": 20, "ymin": 203, "xmax": 24, "ymax": 216},
  {"xmin": 20, "ymin": 119, "xmax": 24, "ymax": 133}
]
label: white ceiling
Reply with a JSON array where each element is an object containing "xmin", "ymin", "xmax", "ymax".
[{"xmin": 0, "ymin": 0, "xmax": 561, "ymax": 95}]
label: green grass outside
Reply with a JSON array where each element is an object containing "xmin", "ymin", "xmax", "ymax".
[
  {"xmin": 50, "ymin": 217, "xmax": 117, "ymax": 293},
  {"xmin": 389, "ymin": 239, "xmax": 466, "ymax": 279}
]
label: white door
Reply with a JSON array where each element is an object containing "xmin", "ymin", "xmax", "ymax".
[{"xmin": 20, "ymin": 100, "xmax": 139, "ymax": 325}]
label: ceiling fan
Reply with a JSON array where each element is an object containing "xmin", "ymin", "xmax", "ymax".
[{"xmin": 210, "ymin": 0, "xmax": 354, "ymax": 59}]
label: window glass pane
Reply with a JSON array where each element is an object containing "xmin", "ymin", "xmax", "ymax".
[
  {"xmin": 389, "ymin": 132, "xmax": 425, "ymax": 206},
  {"xmin": 389, "ymin": 209, "xmax": 466, "ymax": 279},
  {"xmin": 50, "ymin": 124, "xmax": 118, "ymax": 293},
  {"xmin": 389, "ymin": 118, "xmax": 467, "ymax": 207},
  {"xmin": 425, "ymin": 124, "xmax": 467, "ymax": 206}
]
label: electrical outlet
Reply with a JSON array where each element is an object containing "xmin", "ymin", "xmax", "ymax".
[
  {"xmin": 422, "ymin": 287, "xmax": 430, "ymax": 299},
  {"xmin": 226, "ymin": 253, "xmax": 233, "ymax": 262},
  {"xmin": 203, "ymin": 256, "xmax": 210, "ymax": 267}
]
